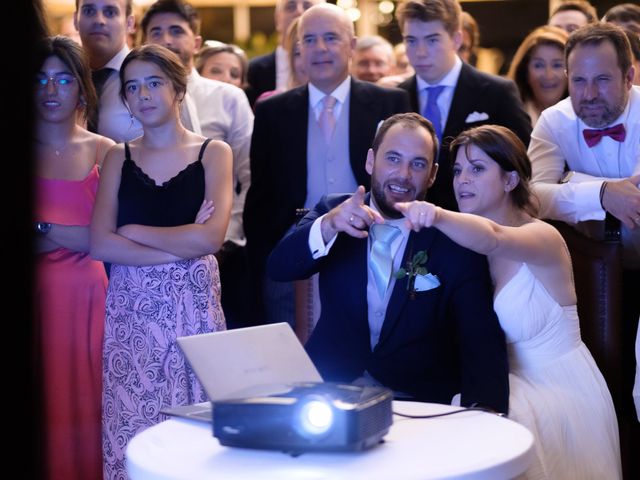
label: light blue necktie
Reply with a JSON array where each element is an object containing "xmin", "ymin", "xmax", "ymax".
[
  {"xmin": 370, "ymin": 223, "xmax": 401, "ymax": 299},
  {"xmin": 422, "ymin": 85, "xmax": 445, "ymax": 143}
]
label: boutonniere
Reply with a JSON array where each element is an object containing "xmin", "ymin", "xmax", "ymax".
[{"xmin": 394, "ymin": 250, "xmax": 440, "ymax": 299}]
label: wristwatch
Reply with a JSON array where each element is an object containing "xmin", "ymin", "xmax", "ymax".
[
  {"xmin": 35, "ymin": 222, "xmax": 52, "ymax": 235},
  {"xmin": 560, "ymin": 171, "xmax": 574, "ymax": 184}
]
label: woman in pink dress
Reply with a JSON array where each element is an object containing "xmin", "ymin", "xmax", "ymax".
[{"xmin": 33, "ymin": 36, "xmax": 115, "ymax": 480}]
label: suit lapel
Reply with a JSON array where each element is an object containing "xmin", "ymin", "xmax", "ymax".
[
  {"xmin": 377, "ymin": 227, "xmax": 438, "ymax": 347},
  {"xmin": 285, "ymin": 86, "xmax": 311, "ymax": 207},
  {"xmin": 349, "ymin": 80, "xmax": 382, "ymax": 186},
  {"xmin": 442, "ymin": 63, "xmax": 473, "ymax": 142},
  {"xmin": 406, "ymin": 75, "xmax": 419, "ymax": 113}
]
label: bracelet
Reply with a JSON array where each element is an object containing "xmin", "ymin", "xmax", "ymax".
[{"xmin": 599, "ymin": 182, "xmax": 608, "ymax": 210}]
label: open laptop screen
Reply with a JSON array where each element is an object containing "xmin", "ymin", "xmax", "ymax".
[{"xmin": 162, "ymin": 323, "xmax": 322, "ymax": 421}]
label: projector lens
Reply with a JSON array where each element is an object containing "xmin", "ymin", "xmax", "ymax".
[{"xmin": 299, "ymin": 399, "xmax": 333, "ymax": 435}]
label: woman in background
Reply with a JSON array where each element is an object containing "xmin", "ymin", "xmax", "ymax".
[
  {"xmin": 91, "ymin": 44, "xmax": 232, "ymax": 479},
  {"xmin": 396, "ymin": 125, "xmax": 621, "ymax": 479},
  {"xmin": 196, "ymin": 41, "xmax": 249, "ymax": 89},
  {"xmin": 34, "ymin": 35, "xmax": 115, "ymax": 480},
  {"xmin": 507, "ymin": 26, "xmax": 569, "ymax": 126}
]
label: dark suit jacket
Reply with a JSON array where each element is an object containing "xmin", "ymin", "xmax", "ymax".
[
  {"xmin": 246, "ymin": 52, "xmax": 276, "ymax": 107},
  {"xmin": 244, "ymin": 79, "xmax": 410, "ymax": 284},
  {"xmin": 398, "ymin": 64, "xmax": 532, "ymax": 211},
  {"xmin": 267, "ymin": 194, "xmax": 509, "ymax": 413}
]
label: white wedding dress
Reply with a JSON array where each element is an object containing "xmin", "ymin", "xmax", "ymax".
[{"xmin": 494, "ymin": 263, "xmax": 621, "ymax": 480}]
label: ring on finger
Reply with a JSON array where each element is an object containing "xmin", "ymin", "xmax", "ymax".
[
  {"xmin": 349, "ymin": 215, "xmax": 355, "ymax": 224},
  {"xmin": 419, "ymin": 212, "xmax": 426, "ymax": 216}
]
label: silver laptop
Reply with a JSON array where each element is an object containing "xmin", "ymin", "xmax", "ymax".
[{"xmin": 162, "ymin": 323, "xmax": 322, "ymax": 422}]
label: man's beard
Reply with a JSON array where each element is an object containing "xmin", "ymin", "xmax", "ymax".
[
  {"xmin": 577, "ymin": 95, "xmax": 627, "ymax": 128},
  {"xmin": 370, "ymin": 177, "xmax": 428, "ymax": 219}
]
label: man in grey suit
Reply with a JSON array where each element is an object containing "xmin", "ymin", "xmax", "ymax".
[
  {"xmin": 244, "ymin": 3, "xmax": 410, "ymax": 325},
  {"xmin": 396, "ymin": 0, "xmax": 531, "ymax": 211}
]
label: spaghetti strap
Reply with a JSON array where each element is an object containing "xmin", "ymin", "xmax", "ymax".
[
  {"xmin": 94, "ymin": 139, "xmax": 102, "ymax": 166},
  {"xmin": 197, "ymin": 138, "xmax": 213, "ymax": 161},
  {"xmin": 124, "ymin": 142, "xmax": 132, "ymax": 161}
]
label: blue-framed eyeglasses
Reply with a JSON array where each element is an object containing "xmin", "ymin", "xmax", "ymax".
[{"xmin": 36, "ymin": 75, "xmax": 76, "ymax": 89}]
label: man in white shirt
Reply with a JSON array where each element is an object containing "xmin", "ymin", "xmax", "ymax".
[
  {"xmin": 75, "ymin": 0, "xmax": 143, "ymax": 142},
  {"xmin": 246, "ymin": 0, "xmax": 324, "ymax": 106},
  {"xmin": 529, "ymin": 23, "xmax": 639, "ymax": 264},
  {"xmin": 141, "ymin": 0, "xmax": 254, "ymax": 328},
  {"xmin": 529, "ymin": 24, "xmax": 639, "ymax": 473}
]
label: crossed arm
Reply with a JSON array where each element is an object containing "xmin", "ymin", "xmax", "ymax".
[{"xmin": 90, "ymin": 141, "xmax": 232, "ymax": 266}]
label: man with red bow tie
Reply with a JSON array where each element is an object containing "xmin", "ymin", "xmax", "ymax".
[
  {"xmin": 529, "ymin": 23, "xmax": 639, "ymax": 477},
  {"xmin": 529, "ymin": 23, "xmax": 639, "ymax": 261}
]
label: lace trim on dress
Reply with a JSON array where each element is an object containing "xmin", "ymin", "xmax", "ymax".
[{"xmin": 123, "ymin": 139, "xmax": 212, "ymax": 189}]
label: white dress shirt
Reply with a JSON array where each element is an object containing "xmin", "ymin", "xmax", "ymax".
[
  {"xmin": 416, "ymin": 55, "xmax": 463, "ymax": 133},
  {"xmin": 275, "ymin": 46, "xmax": 291, "ymax": 91},
  {"xmin": 97, "ymin": 46, "xmax": 143, "ymax": 143},
  {"xmin": 529, "ymin": 86, "xmax": 640, "ymax": 266},
  {"xmin": 186, "ymin": 69, "xmax": 254, "ymax": 246},
  {"xmin": 308, "ymin": 75, "xmax": 351, "ymax": 123}
]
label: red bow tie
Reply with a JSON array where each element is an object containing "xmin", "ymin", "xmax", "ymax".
[{"xmin": 582, "ymin": 123, "xmax": 627, "ymax": 147}]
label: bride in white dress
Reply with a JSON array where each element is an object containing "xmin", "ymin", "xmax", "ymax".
[{"xmin": 396, "ymin": 125, "xmax": 621, "ymax": 480}]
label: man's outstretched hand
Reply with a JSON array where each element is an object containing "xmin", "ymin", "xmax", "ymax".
[{"xmin": 320, "ymin": 186, "xmax": 385, "ymax": 242}]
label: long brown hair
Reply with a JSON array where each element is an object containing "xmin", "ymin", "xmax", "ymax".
[{"xmin": 507, "ymin": 26, "xmax": 569, "ymax": 104}]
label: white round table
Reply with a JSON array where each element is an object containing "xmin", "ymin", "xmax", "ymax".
[{"xmin": 127, "ymin": 401, "xmax": 534, "ymax": 479}]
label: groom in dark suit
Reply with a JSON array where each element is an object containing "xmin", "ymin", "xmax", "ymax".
[
  {"xmin": 268, "ymin": 113, "xmax": 509, "ymax": 412},
  {"xmin": 245, "ymin": 3, "xmax": 410, "ymax": 324},
  {"xmin": 396, "ymin": 0, "xmax": 531, "ymax": 211}
]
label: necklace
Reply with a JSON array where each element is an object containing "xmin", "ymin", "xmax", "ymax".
[{"xmin": 37, "ymin": 139, "xmax": 72, "ymax": 158}]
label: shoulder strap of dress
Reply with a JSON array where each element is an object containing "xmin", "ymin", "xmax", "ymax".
[
  {"xmin": 197, "ymin": 138, "xmax": 213, "ymax": 161},
  {"xmin": 124, "ymin": 142, "xmax": 132, "ymax": 161},
  {"xmin": 93, "ymin": 138, "xmax": 101, "ymax": 166}
]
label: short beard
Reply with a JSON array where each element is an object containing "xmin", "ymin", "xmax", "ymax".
[
  {"xmin": 370, "ymin": 178, "xmax": 428, "ymax": 220},
  {"xmin": 577, "ymin": 94, "xmax": 627, "ymax": 128}
]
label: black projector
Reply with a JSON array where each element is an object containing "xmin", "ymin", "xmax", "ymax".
[{"xmin": 212, "ymin": 382, "xmax": 393, "ymax": 454}]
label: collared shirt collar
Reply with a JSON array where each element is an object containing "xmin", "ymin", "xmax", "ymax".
[
  {"xmin": 308, "ymin": 75, "xmax": 352, "ymax": 109},
  {"xmin": 416, "ymin": 54, "xmax": 462, "ymax": 90},
  {"xmin": 369, "ymin": 195, "xmax": 411, "ymax": 240},
  {"xmin": 104, "ymin": 45, "xmax": 131, "ymax": 71}
]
